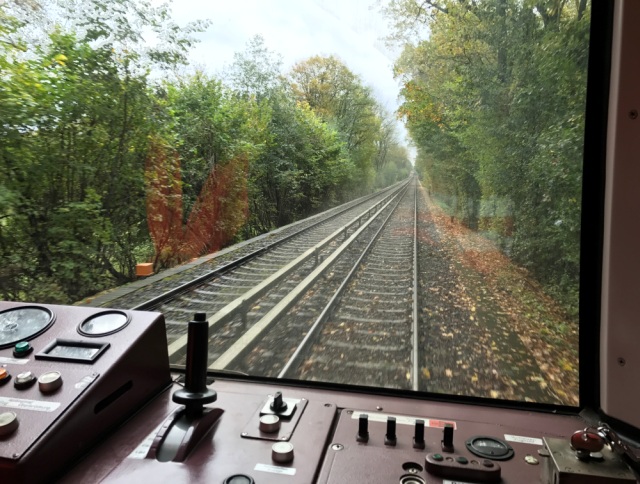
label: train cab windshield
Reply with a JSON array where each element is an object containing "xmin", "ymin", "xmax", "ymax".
[{"xmin": 0, "ymin": 0, "xmax": 600, "ymax": 409}]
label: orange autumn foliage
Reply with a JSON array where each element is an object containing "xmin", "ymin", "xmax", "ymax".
[{"xmin": 145, "ymin": 138, "xmax": 248, "ymax": 268}]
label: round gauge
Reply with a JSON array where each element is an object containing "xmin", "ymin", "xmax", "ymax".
[
  {"xmin": 466, "ymin": 436, "xmax": 514, "ymax": 460},
  {"xmin": 0, "ymin": 306, "xmax": 54, "ymax": 349},
  {"xmin": 78, "ymin": 311, "xmax": 130, "ymax": 336}
]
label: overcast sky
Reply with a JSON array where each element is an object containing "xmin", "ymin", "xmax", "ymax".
[{"xmin": 163, "ymin": 0, "xmax": 413, "ymax": 157}]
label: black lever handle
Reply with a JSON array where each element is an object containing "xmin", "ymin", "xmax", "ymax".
[{"xmin": 172, "ymin": 313, "xmax": 217, "ymax": 417}]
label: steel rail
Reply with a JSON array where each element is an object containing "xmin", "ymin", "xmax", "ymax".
[
  {"xmin": 276, "ymin": 181, "xmax": 412, "ymax": 379},
  {"xmin": 166, "ymin": 184, "xmax": 408, "ymax": 361},
  {"xmin": 131, "ymin": 179, "xmax": 408, "ymax": 312},
  {"xmin": 412, "ymin": 177, "xmax": 419, "ymax": 391},
  {"xmin": 209, "ymin": 184, "xmax": 410, "ymax": 371}
]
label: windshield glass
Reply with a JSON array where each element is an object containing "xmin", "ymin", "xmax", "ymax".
[{"xmin": 0, "ymin": 0, "xmax": 590, "ymax": 406}]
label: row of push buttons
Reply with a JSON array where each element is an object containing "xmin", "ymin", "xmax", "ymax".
[
  {"xmin": 0, "ymin": 368, "xmax": 63, "ymax": 393},
  {"xmin": 431, "ymin": 453, "xmax": 495, "ymax": 468},
  {"xmin": 1, "ymin": 341, "xmax": 63, "ymax": 393}
]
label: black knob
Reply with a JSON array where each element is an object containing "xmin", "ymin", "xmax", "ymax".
[
  {"xmin": 172, "ymin": 313, "xmax": 217, "ymax": 417},
  {"xmin": 356, "ymin": 414, "xmax": 369, "ymax": 443},
  {"xmin": 442, "ymin": 423, "xmax": 454, "ymax": 453},
  {"xmin": 385, "ymin": 416, "xmax": 397, "ymax": 446},
  {"xmin": 270, "ymin": 391, "xmax": 288, "ymax": 413},
  {"xmin": 414, "ymin": 419, "xmax": 425, "ymax": 449}
]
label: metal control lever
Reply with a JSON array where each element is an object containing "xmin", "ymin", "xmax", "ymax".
[
  {"xmin": 596, "ymin": 423, "xmax": 640, "ymax": 473},
  {"xmin": 385, "ymin": 416, "xmax": 397, "ymax": 446},
  {"xmin": 356, "ymin": 414, "xmax": 369, "ymax": 443},
  {"xmin": 172, "ymin": 313, "xmax": 217, "ymax": 417},
  {"xmin": 149, "ymin": 313, "xmax": 223, "ymax": 462},
  {"xmin": 414, "ymin": 419, "xmax": 426, "ymax": 449},
  {"xmin": 442, "ymin": 423, "xmax": 455, "ymax": 453}
]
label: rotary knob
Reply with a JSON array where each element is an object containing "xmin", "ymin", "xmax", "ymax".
[
  {"xmin": 272, "ymin": 442, "xmax": 294, "ymax": 463},
  {"xmin": 259, "ymin": 414, "xmax": 281, "ymax": 434},
  {"xmin": 38, "ymin": 371, "xmax": 63, "ymax": 393}
]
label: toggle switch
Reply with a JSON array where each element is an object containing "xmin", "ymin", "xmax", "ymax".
[
  {"xmin": 442, "ymin": 423, "xmax": 454, "ymax": 453},
  {"xmin": 261, "ymin": 391, "xmax": 297, "ymax": 419},
  {"xmin": 270, "ymin": 391, "xmax": 288, "ymax": 413},
  {"xmin": 385, "ymin": 416, "xmax": 397, "ymax": 446},
  {"xmin": 414, "ymin": 419, "xmax": 426, "ymax": 449},
  {"xmin": 356, "ymin": 414, "xmax": 369, "ymax": 443}
]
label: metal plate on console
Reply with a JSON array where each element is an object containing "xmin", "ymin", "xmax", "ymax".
[{"xmin": 241, "ymin": 397, "xmax": 308, "ymax": 442}]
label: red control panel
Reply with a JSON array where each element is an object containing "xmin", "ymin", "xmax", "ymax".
[
  {"xmin": 0, "ymin": 302, "xmax": 170, "ymax": 482},
  {"xmin": 0, "ymin": 302, "xmax": 637, "ymax": 484}
]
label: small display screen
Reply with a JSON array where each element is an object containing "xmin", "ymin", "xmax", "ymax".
[
  {"xmin": 47, "ymin": 345, "xmax": 100, "ymax": 360},
  {"xmin": 36, "ymin": 339, "xmax": 109, "ymax": 363}
]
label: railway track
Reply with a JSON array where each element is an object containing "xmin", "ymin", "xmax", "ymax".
[
  {"xmin": 92, "ymin": 175, "xmax": 574, "ymax": 403},
  {"xmin": 230, "ymin": 181, "xmax": 419, "ymax": 390},
  {"xmin": 120, "ymin": 179, "xmax": 416, "ymax": 373}
]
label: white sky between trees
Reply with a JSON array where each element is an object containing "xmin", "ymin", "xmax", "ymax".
[{"xmin": 162, "ymin": 0, "xmax": 415, "ymax": 162}]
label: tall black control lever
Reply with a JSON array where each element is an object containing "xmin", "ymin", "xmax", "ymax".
[
  {"xmin": 150, "ymin": 313, "xmax": 224, "ymax": 463},
  {"xmin": 172, "ymin": 313, "xmax": 217, "ymax": 418}
]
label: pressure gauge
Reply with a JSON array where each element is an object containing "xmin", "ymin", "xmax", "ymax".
[
  {"xmin": 466, "ymin": 436, "xmax": 514, "ymax": 460},
  {"xmin": 0, "ymin": 306, "xmax": 54, "ymax": 349},
  {"xmin": 79, "ymin": 311, "xmax": 130, "ymax": 336}
]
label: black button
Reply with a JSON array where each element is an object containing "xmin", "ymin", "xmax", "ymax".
[
  {"xmin": 223, "ymin": 475, "xmax": 255, "ymax": 484},
  {"xmin": 483, "ymin": 459, "xmax": 495, "ymax": 468}
]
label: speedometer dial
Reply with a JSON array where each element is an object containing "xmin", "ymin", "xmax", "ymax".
[{"xmin": 0, "ymin": 307, "xmax": 54, "ymax": 348}]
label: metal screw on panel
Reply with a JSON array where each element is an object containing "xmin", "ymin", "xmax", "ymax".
[
  {"xmin": 629, "ymin": 109, "xmax": 638, "ymax": 120},
  {"xmin": 346, "ymin": 410, "xmax": 353, "ymax": 415},
  {"xmin": 241, "ymin": 432, "xmax": 248, "ymax": 436},
  {"xmin": 331, "ymin": 444, "xmax": 344, "ymax": 451},
  {"xmin": 376, "ymin": 406, "xmax": 383, "ymax": 411},
  {"xmin": 618, "ymin": 357, "xmax": 626, "ymax": 366}
]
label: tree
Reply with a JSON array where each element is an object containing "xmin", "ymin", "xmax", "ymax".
[
  {"xmin": 224, "ymin": 35, "xmax": 284, "ymax": 100},
  {"xmin": 386, "ymin": 0, "xmax": 590, "ymax": 315},
  {"xmin": 289, "ymin": 56, "xmax": 382, "ymax": 190},
  {"xmin": 0, "ymin": 0, "xmax": 208, "ymax": 302}
]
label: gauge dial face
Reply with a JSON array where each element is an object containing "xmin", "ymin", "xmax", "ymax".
[
  {"xmin": 466, "ymin": 436, "xmax": 514, "ymax": 460},
  {"xmin": 79, "ymin": 311, "xmax": 129, "ymax": 336},
  {"xmin": 0, "ymin": 307, "xmax": 54, "ymax": 348}
]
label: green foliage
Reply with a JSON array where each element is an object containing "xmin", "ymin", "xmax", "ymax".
[
  {"xmin": 289, "ymin": 55, "xmax": 387, "ymax": 193},
  {"xmin": 0, "ymin": 1, "xmax": 203, "ymax": 302},
  {"xmin": 390, "ymin": 0, "xmax": 589, "ymax": 317},
  {"xmin": 0, "ymin": 1, "xmax": 410, "ymax": 304}
]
